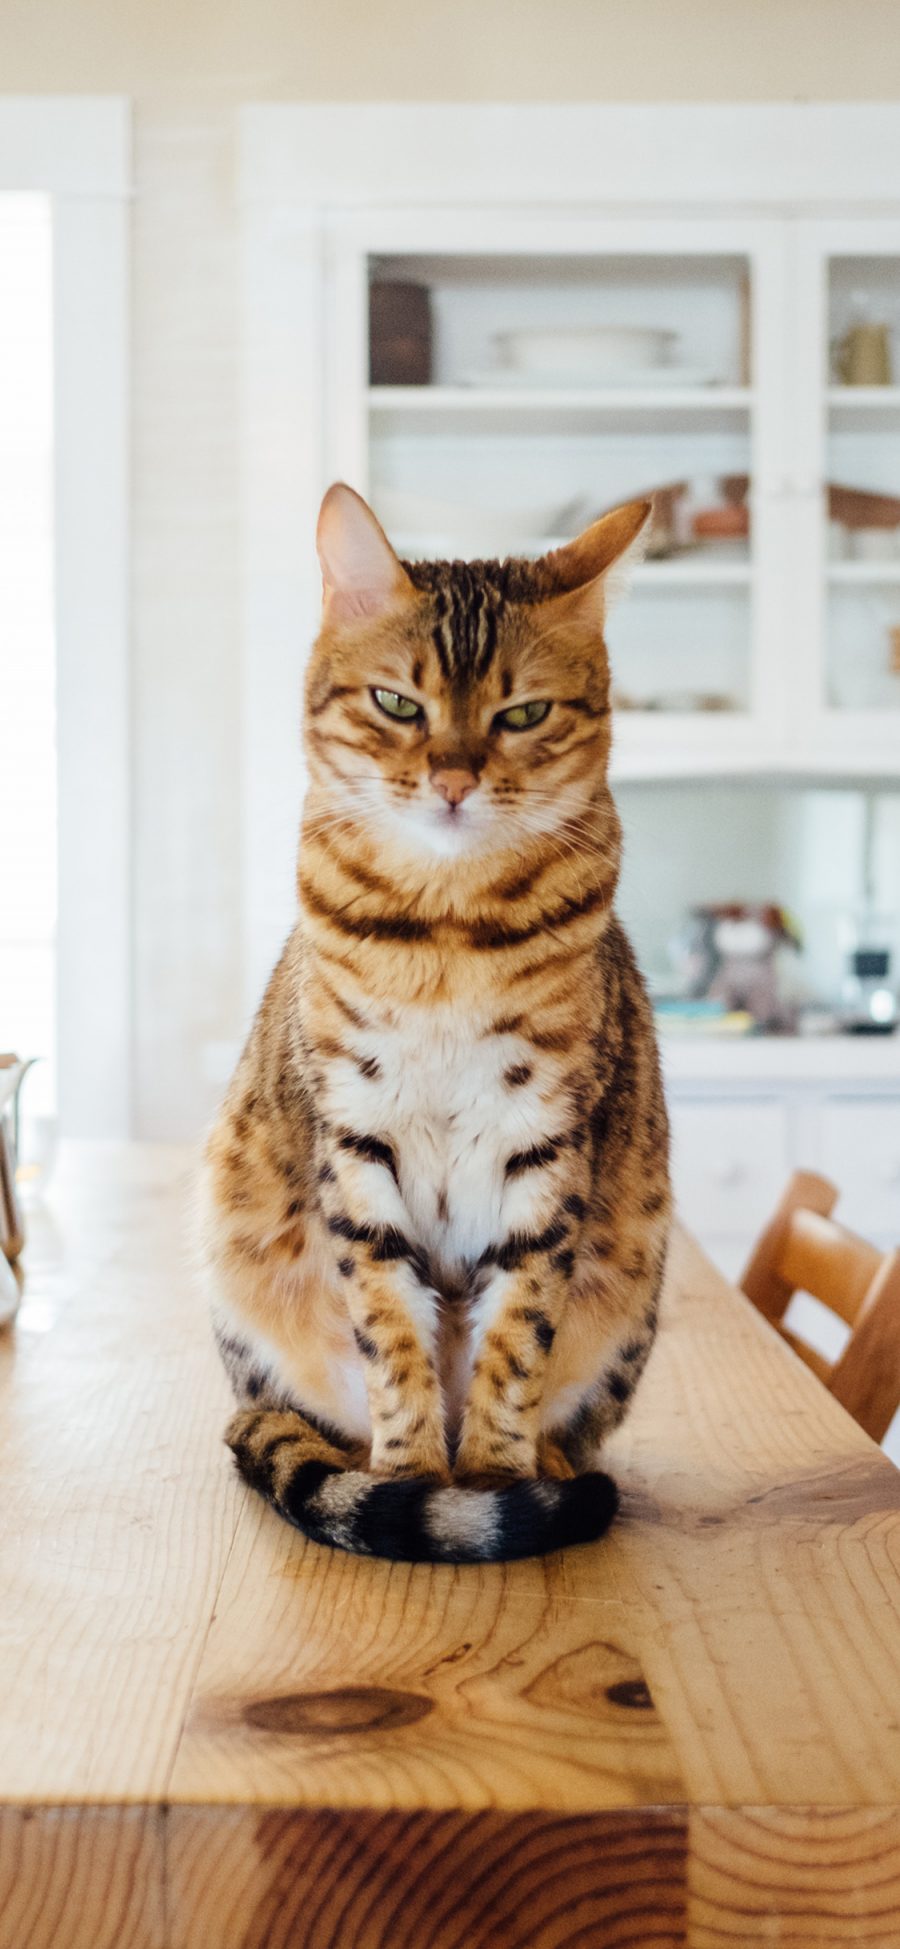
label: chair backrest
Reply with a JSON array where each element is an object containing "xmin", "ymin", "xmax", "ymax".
[{"xmin": 740, "ymin": 1170, "xmax": 900, "ymax": 1443}]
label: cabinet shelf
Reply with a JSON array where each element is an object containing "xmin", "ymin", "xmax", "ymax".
[
  {"xmin": 827, "ymin": 386, "xmax": 900, "ymax": 431},
  {"xmin": 828, "ymin": 562, "xmax": 900, "ymax": 583},
  {"xmin": 828, "ymin": 387, "xmax": 900, "ymax": 409},
  {"xmin": 369, "ymin": 385, "xmax": 753, "ymax": 436},
  {"xmin": 348, "ymin": 212, "xmax": 900, "ymax": 777},
  {"xmin": 611, "ymin": 715, "xmax": 766, "ymax": 784}
]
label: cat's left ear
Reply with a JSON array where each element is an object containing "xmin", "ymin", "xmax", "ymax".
[
  {"xmin": 539, "ymin": 498, "xmax": 652, "ymax": 623},
  {"xmin": 317, "ymin": 482, "xmax": 415, "ymax": 625}
]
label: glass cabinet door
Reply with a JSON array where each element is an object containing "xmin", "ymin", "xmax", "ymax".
[
  {"xmin": 326, "ymin": 213, "xmax": 787, "ymax": 773},
  {"xmin": 797, "ymin": 221, "xmax": 900, "ymax": 745}
]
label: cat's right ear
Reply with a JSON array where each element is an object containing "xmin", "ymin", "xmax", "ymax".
[
  {"xmin": 541, "ymin": 499, "xmax": 652, "ymax": 623},
  {"xmin": 316, "ymin": 483, "xmax": 414, "ymax": 626}
]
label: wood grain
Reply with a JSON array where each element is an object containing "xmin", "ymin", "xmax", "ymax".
[
  {"xmin": 168, "ymin": 1807, "xmax": 688, "ymax": 1949},
  {"xmin": 171, "ymin": 1510, "xmax": 683, "ymax": 1811},
  {"xmin": 0, "ymin": 1145, "xmax": 237, "ymax": 1801},
  {"xmin": 0, "ymin": 1807, "xmax": 163, "ymax": 1949},
  {"xmin": 601, "ymin": 1232, "xmax": 900, "ymax": 1809},
  {"xmin": 689, "ymin": 1807, "xmax": 900, "ymax": 1947},
  {"xmin": 4, "ymin": 1146, "xmax": 900, "ymax": 1947}
]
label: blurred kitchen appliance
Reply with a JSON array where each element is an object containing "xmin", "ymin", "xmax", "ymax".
[
  {"xmin": 842, "ymin": 946, "xmax": 898, "ymax": 1033},
  {"xmin": 840, "ymin": 799, "xmax": 899, "ymax": 1033}
]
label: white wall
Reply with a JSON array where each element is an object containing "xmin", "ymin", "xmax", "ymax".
[
  {"xmin": 5, "ymin": 2, "xmax": 900, "ymax": 1134},
  {"xmin": 6, "ymin": 1, "xmax": 900, "ymax": 103},
  {"xmin": 130, "ymin": 108, "xmax": 242, "ymax": 1138}
]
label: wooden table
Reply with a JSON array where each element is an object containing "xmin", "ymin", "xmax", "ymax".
[{"xmin": 2, "ymin": 1144, "xmax": 900, "ymax": 1949}]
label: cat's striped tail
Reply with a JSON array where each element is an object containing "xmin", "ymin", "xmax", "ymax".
[{"xmin": 225, "ymin": 1407, "xmax": 618, "ymax": 1563}]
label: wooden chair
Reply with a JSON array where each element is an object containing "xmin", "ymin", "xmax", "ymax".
[{"xmin": 740, "ymin": 1170, "xmax": 900, "ymax": 1443}]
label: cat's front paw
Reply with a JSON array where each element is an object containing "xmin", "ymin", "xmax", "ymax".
[
  {"xmin": 455, "ymin": 1424, "xmax": 538, "ymax": 1485},
  {"xmin": 369, "ymin": 1427, "xmax": 450, "ymax": 1482}
]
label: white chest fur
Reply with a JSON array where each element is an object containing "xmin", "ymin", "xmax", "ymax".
[{"xmin": 319, "ymin": 1004, "xmax": 550, "ymax": 1280}]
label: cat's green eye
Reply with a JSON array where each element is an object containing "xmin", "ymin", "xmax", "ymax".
[
  {"xmin": 372, "ymin": 688, "xmax": 420, "ymax": 722},
  {"xmin": 494, "ymin": 699, "xmax": 551, "ymax": 733}
]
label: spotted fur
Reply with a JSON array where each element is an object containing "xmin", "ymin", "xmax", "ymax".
[{"xmin": 201, "ymin": 485, "xmax": 671, "ymax": 1561}]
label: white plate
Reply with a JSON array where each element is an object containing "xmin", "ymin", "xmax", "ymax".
[
  {"xmin": 457, "ymin": 367, "xmax": 719, "ymax": 391},
  {"xmin": 493, "ymin": 324, "xmax": 679, "ymax": 378}
]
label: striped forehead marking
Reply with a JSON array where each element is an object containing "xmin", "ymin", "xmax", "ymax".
[{"xmin": 404, "ymin": 557, "xmax": 540, "ymax": 687}]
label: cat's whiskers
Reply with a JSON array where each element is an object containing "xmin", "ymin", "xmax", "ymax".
[
  {"xmin": 511, "ymin": 803, "xmax": 659, "ymax": 905},
  {"xmin": 308, "ymin": 783, "xmax": 622, "ymax": 909},
  {"xmin": 509, "ymin": 820, "xmax": 616, "ymax": 885},
  {"xmin": 506, "ymin": 796, "xmax": 619, "ymax": 857}
]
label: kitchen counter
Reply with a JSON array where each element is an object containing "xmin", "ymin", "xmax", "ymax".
[{"xmin": 661, "ymin": 1030, "xmax": 900, "ymax": 1084}]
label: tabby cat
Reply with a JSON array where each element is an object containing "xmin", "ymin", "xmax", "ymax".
[{"xmin": 201, "ymin": 483, "xmax": 671, "ymax": 1562}]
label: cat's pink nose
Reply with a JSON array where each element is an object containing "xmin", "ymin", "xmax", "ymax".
[{"xmin": 430, "ymin": 767, "xmax": 478, "ymax": 807}]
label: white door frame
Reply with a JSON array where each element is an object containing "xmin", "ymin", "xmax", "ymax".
[{"xmin": 0, "ymin": 98, "xmax": 131, "ymax": 1137}]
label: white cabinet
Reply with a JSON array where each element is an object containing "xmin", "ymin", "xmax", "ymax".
[
  {"xmin": 239, "ymin": 109, "xmax": 900, "ymax": 796},
  {"xmin": 820, "ymin": 1098, "xmax": 900, "ymax": 1242},
  {"xmin": 665, "ymin": 1041, "xmax": 900, "ymax": 1277},
  {"xmin": 237, "ymin": 105, "xmax": 900, "ymax": 1011},
  {"xmin": 669, "ymin": 1098, "xmax": 790, "ymax": 1256},
  {"xmin": 326, "ymin": 214, "xmax": 787, "ymax": 776},
  {"xmin": 235, "ymin": 106, "xmax": 900, "ymax": 1278},
  {"xmin": 792, "ymin": 219, "xmax": 900, "ymax": 774}
]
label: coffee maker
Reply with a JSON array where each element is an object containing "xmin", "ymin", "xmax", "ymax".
[
  {"xmin": 839, "ymin": 797, "xmax": 899, "ymax": 1034},
  {"xmin": 842, "ymin": 941, "xmax": 898, "ymax": 1033}
]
